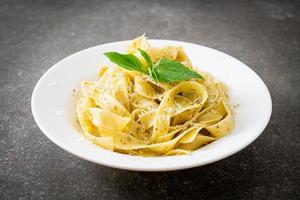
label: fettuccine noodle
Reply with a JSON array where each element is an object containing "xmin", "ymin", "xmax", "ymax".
[{"xmin": 76, "ymin": 36, "xmax": 234, "ymax": 156}]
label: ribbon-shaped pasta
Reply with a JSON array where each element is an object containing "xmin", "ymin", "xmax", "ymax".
[{"xmin": 76, "ymin": 36, "xmax": 234, "ymax": 156}]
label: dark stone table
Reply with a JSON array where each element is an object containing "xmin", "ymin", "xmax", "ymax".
[{"xmin": 1, "ymin": 0, "xmax": 299, "ymax": 199}]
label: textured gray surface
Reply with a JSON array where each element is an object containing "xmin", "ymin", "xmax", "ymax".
[{"xmin": 1, "ymin": 0, "xmax": 300, "ymax": 199}]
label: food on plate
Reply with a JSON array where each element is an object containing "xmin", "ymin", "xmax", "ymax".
[{"xmin": 76, "ymin": 35, "xmax": 234, "ymax": 156}]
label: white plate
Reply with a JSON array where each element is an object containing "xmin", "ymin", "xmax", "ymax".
[{"xmin": 31, "ymin": 40, "xmax": 272, "ymax": 171}]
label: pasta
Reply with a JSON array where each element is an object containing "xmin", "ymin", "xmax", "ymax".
[{"xmin": 76, "ymin": 35, "xmax": 234, "ymax": 156}]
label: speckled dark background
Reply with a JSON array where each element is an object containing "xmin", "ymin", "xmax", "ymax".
[{"xmin": 1, "ymin": 0, "xmax": 299, "ymax": 199}]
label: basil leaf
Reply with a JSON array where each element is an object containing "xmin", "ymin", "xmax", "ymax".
[
  {"xmin": 148, "ymin": 67, "xmax": 159, "ymax": 82},
  {"xmin": 138, "ymin": 48, "xmax": 152, "ymax": 68},
  {"xmin": 153, "ymin": 59, "xmax": 203, "ymax": 83},
  {"xmin": 104, "ymin": 51, "xmax": 203, "ymax": 83},
  {"xmin": 104, "ymin": 52, "xmax": 145, "ymax": 73}
]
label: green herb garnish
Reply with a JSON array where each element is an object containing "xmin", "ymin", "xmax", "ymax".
[
  {"xmin": 103, "ymin": 52, "xmax": 146, "ymax": 73},
  {"xmin": 104, "ymin": 49, "xmax": 203, "ymax": 83}
]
